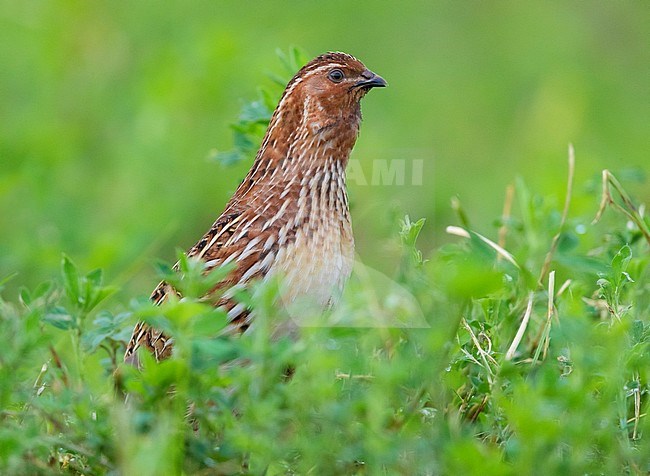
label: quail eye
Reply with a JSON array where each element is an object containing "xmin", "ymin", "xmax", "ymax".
[{"xmin": 327, "ymin": 68, "xmax": 345, "ymax": 83}]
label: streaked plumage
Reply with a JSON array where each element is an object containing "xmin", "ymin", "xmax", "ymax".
[{"xmin": 124, "ymin": 52, "xmax": 386, "ymax": 365}]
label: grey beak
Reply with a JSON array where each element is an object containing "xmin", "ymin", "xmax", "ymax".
[{"xmin": 355, "ymin": 70, "xmax": 388, "ymax": 89}]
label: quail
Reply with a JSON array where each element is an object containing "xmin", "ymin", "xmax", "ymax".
[{"xmin": 124, "ymin": 52, "xmax": 386, "ymax": 365}]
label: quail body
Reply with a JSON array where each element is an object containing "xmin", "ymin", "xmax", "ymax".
[{"xmin": 125, "ymin": 52, "xmax": 386, "ymax": 365}]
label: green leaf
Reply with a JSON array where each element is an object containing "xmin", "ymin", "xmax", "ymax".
[
  {"xmin": 596, "ymin": 278, "xmax": 610, "ymax": 289},
  {"xmin": 214, "ymin": 149, "xmax": 247, "ymax": 167},
  {"xmin": 33, "ymin": 281, "xmax": 52, "ymax": 300},
  {"xmin": 89, "ymin": 285, "xmax": 118, "ymax": 311},
  {"xmin": 19, "ymin": 287, "xmax": 31, "ymax": 306},
  {"xmin": 611, "ymin": 244, "xmax": 632, "ymax": 277},
  {"xmin": 190, "ymin": 308, "xmax": 229, "ymax": 337},
  {"xmin": 82, "ymin": 310, "xmax": 133, "ymax": 352},
  {"xmin": 62, "ymin": 254, "xmax": 80, "ymax": 304},
  {"xmin": 154, "ymin": 260, "xmax": 175, "ymax": 280},
  {"xmin": 191, "ymin": 338, "xmax": 239, "ymax": 369},
  {"xmin": 43, "ymin": 306, "xmax": 77, "ymax": 330},
  {"xmin": 86, "ymin": 268, "xmax": 103, "ymax": 288},
  {"xmin": 399, "ymin": 216, "xmax": 426, "ymax": 248},
  {"xmin": 631, "ymin": 320, "xmax": 645, "ymax": 345},
  {"xmin": 157, "ymin": 253, "xmax": 234, "ymax": 300},
  {"xmin": 240, "ymin": 99, "xmax": 272, "ymax": 123}
]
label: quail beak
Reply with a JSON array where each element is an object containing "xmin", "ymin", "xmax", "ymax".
[{"xmin": 354, "ymin": 70, "xmax": 388, "ymax": 90}]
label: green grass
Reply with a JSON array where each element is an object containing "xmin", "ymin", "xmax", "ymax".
[{"xmin": 1, "ymin": 160, "xmax": 649, "ymax": 474}]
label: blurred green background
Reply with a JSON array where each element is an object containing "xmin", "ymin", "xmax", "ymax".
[{"xmin": 1, "ymin": 1, "xmax": 648, "ymax": 297}]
